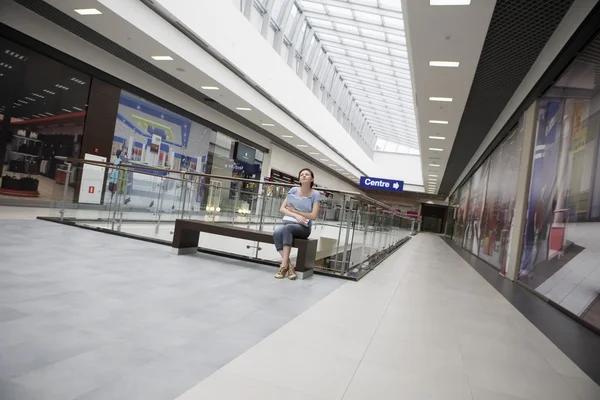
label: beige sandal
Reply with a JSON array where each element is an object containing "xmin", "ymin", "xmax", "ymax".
[
  {"xmin": 288, "ymin": 265, "xmax": 297, "ymax": 280},
  {"xmin": 275, "ymin": 265, "xmax": 289, "ymax": 279}
]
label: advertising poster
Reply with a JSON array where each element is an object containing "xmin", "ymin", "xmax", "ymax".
[
  {"xmin": 520, "ymin": 99, "xmax": 564, "ymax": 276},
  {"xmin": 453, "ymin": 179, "xmax": 471, "ymax": 247},
  {"xmin": 479, "ymin": 124, "xmax": 524, "ymax": 272},
  {"xmin": 150, "ymin": 134, "xmax": 161, "ymax": 154},
  {"xmin": 464, "ymin": 159, "xmax": 490, "ymax": 255}
]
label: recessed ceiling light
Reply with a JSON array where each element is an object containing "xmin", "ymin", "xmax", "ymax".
[
  {"xmin": 297, "ymin": 144, "xmax": 308, "ymax": 148},
  {"xmin": 309, "ymin": 152, "xmax": 320, "ymax": 155},
  {"xmin": 429, "ymin": 148, "xmax": 443, "ymax": 151},
  {"xmin": 152, "ymin": 56, "xmax": 174, "ymax": 61},
  {"xmin": 429, "ymin": 97, "xmax": 453, "ymax": 102},
  {"xmin": 261, "ymin": 123, "xmax": 275, "ymax": 127},
  {"xmin": 72, "ymin": 106, "xmax": 83, "ymax": 111},
  {"xmin": 429, "ymin": 163, "xmax": 440, "ymax": 167},
  {"xmin": 430, "ymin": 0, "xmax": 471, "ymax": 5},
  {"xmin": 429, "ymin": 136, "xmax": 446, "ymax": 140},
  {"xmin": 236, "ymin": 107, "xmax": 251, "ymax": 111},
  {"xmin": 201, "ymin": 86, "xmax": 219, "ymax": 90},
  {"xmin": 281, "ymin": 135, "xmax": 293, "ymax": 138},
  {"xmin": 429, "ymin": 61, "xmax": 460, "ymax": 67},
  {"xmin": 429, "ymin": 120, "xmax": 448, "ymax": 125},
  {"xmin": 62, "ymin": 109, "xmax": 72, "ymax": 113},
  {"xmin": 74, "ymin": 8, "xmax": 102, "ymax": 15},
  {"xmin": 429, "ymin": 174, "xmax": 438, "ymax": 177}
]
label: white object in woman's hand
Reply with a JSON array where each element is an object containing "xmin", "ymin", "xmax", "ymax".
[{"xmin": 295, "ymin": 214, "xmax": 309, "ymax": 225}]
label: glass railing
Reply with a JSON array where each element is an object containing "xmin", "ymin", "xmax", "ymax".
[{"xmin": 43, "ymin": 157, "xmax": 414, "ymax": 279}]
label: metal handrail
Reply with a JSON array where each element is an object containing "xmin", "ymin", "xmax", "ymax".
[{"xmin": 58, "ymin": 156, "xmax": 396, "ymax": 211}]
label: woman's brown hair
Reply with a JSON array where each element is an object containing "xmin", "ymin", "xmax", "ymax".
[{"xmin": 298, "ymin": 168, "xmax": 315, "ymax": 188}]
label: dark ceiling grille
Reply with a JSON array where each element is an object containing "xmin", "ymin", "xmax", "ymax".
[
  {"xmin": 578, "ymin": 33, "xmax": 600, "ymax": 89},
  {"xmin": 439, "ymin": 0, "xmax": 574, "ymax": 195}
]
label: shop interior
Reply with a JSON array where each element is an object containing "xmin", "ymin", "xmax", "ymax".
[{"xmin": 0, "ymin": 35, "xmax": 90, "ymax": 202}]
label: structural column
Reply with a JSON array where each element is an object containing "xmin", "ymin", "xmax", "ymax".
[{"xmin": 505, "ymin": 100, "xmax": 539, "ymax": 281}]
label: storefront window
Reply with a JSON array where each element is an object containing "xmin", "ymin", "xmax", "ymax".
[
  {"xmin": 519, "ymin": 33, "xmax": 600, "ymax": 330},
  {"xmin": 453, "ymin": 179, "xmax": 471, "ymax": 247},
  {"xmin": 479, "ymin": 124, "xmax": 524, "ymax": 273},
  {"xmin": 0, "ymin": 35, "xmax": 91, "ymax": 202},
  {"xmin": 108, "ymin": 90, "xmax": 262, "ymax": 213}
]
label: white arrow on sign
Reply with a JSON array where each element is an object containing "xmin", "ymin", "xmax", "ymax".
[{"xmin": 392, "ymin": 182, "xmax": 400, "ymax": 190}]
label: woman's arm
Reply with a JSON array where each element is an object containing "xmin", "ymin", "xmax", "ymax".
[
  {"xmin": 287, "ymin": 200, "xmax": 320, "ymax": 220},
  {"xmin": 279, "ymin": 198, "xmax": 309, "ymax": 224}
]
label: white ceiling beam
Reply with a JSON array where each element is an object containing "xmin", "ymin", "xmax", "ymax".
[
  {"xmin": 304, "ymin": 12, "xmax": 404, "ymax": 35},
  {"xmin": 338, "ymin": 66, "xmax": 412, "ymax": 88},
  {"xmin": 372, "ymin": 135, "xmax": 419, "ymax": 149},
  {"xmin": 341, "ymin": 75, "xmax": 414, "ymax": 93},
  {"xmin": 358, "ymin": 103, "xmax": 407, "ymax": 114},
  {"xmin": 322, "ymin": 43, "xmax": 408, "ymax": 63},
  {"xmin": 368, "ymin": 119, "xmax": 417, "ymax": 133},
  {"xmin": 372, "ymin": 129, "xmax": 418, "ymax": 142},
  {"xmin": 353, "ymin": 93, "xmax": 413, "ymax": 109},
  {"xmin": 303, "ymin": 0, "xmax": 402, "ymax": 18},
  {"xmin": 360, "ymin": 105, "xmax": 415, "ymax": 120},
  {"xmin": 319, "ymin": 38, "xmax": 394, "ymax": 57},
  {"xmin": 312, "ymin": 27, "xmax": 406, "ymax": 51},
  {"xmin": 334, "ymin": 60, "xmax": 412, "ymax": 80},
  {"xmin": 327, "ymin": 52, "xmax": 409, "ymax": 71},
  {"xmin": 362, "ymin": 114, "xmax": 416, "ymax": 130},
  {"xmin": 345, "ymin": 81, "xmax": 412, "ymax": 98}
]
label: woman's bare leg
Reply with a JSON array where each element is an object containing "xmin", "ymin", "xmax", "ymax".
[{"xmin": 281, "ymin": 246, "xmax": 292, "ymax": 266}]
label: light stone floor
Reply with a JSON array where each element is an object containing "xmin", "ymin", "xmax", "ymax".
[
  {"xmin": 1, "ymin": 207, "xmax": 599, "ymax": 399},
  {"xmin": 0, "ymin": 219, "xmax": 343, "ymax": 400},
  {"xmin": 177, "ymin": 234, "xmax": 600, "ymax": 400}
]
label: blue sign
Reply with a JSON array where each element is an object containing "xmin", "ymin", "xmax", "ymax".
[{"xmin": 359, "ymin": 176, "xmax": 404, "ymax": 192}]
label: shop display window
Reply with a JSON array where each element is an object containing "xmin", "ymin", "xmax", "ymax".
[
  {"xmin": 0, "ymin": 35, "xmax": 91, "ymax": 201},
  {"xmin": 518, "ymin": 35, "xmax": 600, "ymax": 329}
]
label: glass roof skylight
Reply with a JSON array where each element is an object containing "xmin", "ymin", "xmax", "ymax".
[{"xmin": 297, "ymin": 0, "xmax": 419, "ymax": 150}]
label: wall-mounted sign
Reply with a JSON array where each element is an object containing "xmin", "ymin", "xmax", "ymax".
[{"xmin": 359, "ymin": 176, "xmax": 404, "ymax": 192}]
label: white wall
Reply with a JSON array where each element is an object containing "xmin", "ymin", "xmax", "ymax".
[
  {"xmin": 268, "ymin": 145, "xmax": 359, "ymax": 193},
  {"xmin": 450, "ymin": 0, "xmax": 599, "ymax": 194},
  {"xmin": 108, "ymin": 0, "xmax": 378, "ymax": 176},
  {"xmin": 372, "ymin": 152, "xmax": 424, "ymax": 187}
]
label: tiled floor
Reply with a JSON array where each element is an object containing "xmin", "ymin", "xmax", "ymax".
[
  {"xmin": 0, "ymin": 220, "xmax": 344, "ymax": 400},
  {"xmin": 2, "ymin": 210, "xmax": 599, "ymax": 400},
  {"xmin": 178, "ymin": 234, "xmax": 600, "ymax": 400},
  {"xmin": 534, "ymin": 222, "xmax": 600, "ymax": 319}
]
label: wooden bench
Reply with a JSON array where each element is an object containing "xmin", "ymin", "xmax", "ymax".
[{"xmin": 171, "ymin": 219, "xmax": 318, "ymax": 279}]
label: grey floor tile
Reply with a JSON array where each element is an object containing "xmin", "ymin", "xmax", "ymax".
[
  {"xmin": 76, "ymin": 358, "xmax": 216, "ymax": 400},
  {"xmin": 0, "ymin": 377, "xmax": 38, "ymax": 400},
  {"xmin": 0, "ymin": 306, "xmax": 29, "ymax": 323},
  {"xmin": 0, "ymin": 220, "xmax": 344, "ymax": 398},
  {"xmin": 0, "ymin": 328, "xmax": 108, "ymax": 378},
  {"xmin": 12, "ymin": 341, "xmax": 161, "ymax": 400}
]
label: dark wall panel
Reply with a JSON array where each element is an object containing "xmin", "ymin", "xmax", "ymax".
[{"xmin": 81, "ymin": 78, "xmax": 120, "ymax": 160}]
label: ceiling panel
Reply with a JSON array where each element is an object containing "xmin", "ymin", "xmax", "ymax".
[{"xmin": 298, "ymin": 0, "xmax": 418, "ymax": 151}]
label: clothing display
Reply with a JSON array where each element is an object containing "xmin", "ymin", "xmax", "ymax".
[
  {"xmin": 8, "ymin": 159, "xmax": 38, "ymax": 174},
  {"xmin": 0, "ymin": 175, "xmax": 39, "ymax": 192}
]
